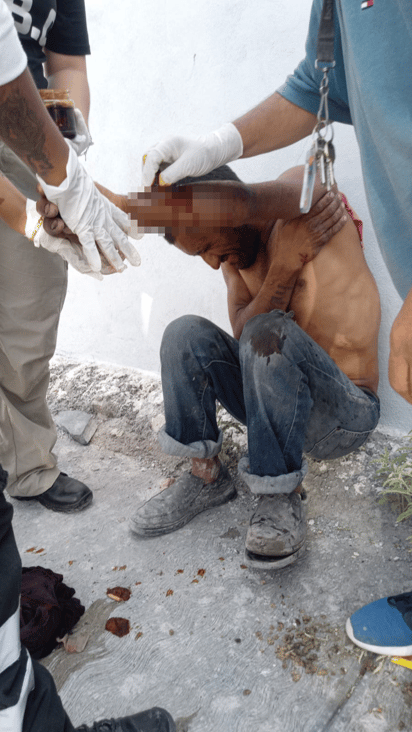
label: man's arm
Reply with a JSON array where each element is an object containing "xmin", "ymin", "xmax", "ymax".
[
  {"xmin": 44, "ymin": 50, "xmax": 90, "ymax": 123},
  {"xmin": 95, "ymin": 166, "xmax": 344, "ymax": 238},
  {"xmin": 223, "ymin": 171, "xmax": 346, "ymax": 340},
  {"xmin": 248, "ymin": 164, "xmax": 345, "ymax": 230},
  {"xmin": 141, "ymin": 98, "xmax": 316, "ymax": 188},
  {"xmin": 223, "ymin": 253, "xmax": 299, "ymax": 341},
  {"xmin": 234, "ymin": 93, "xmax": 316, "ymax": 158},
  {"xmin": 389, "ymin": 287, "xmax": 412, "ymax": 404},
  {"xmin": 223, "ymin": 216, "xmax": 326, "ymax": 340},
  {"xmin": 0, "ymin": 173, "xmax": 27, "ymax": 234},
  {"xmin": 0, "ymin": 67, "xmax": 69, "ymax": 185},
  {"xmin": 0, "ymin": 2, "xmax": 140, "ymax": 271},
  {"xmin": 141, "ymin": 97, "xmax": 317, "ymax": 187},
  {"xmin": 0, "ymin": 174, "xmax": 106, "ymax": 279},
  {"xmin": 141, "ymin": 0, "xmax": 350, "ymax": 186}
]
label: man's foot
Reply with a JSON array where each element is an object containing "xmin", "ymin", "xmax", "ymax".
[
  {"xmin": 130, "ymin": 465, "xmax": 236, "ymax": 537},
  {"xmin": 244, "ymin": 490, "xmax": 307, "ymax": 569},
  {"xmin": 346, "ymin": 591, "xmax": 412, "ymax": 656},
  {"xmin": 75, "ymin": 706, "xmax": 175, "ymax": 731},
  {"xmin": 14, "ymin": 472, "xmax": 93, "ymax": 513}
]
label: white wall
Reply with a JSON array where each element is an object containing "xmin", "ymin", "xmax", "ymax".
[{"xmin": 56, "ymin": 0, "xmax": 412, "ymax": 435}]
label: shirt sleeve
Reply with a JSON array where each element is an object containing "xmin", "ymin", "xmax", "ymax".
[
  {"xmin": 277, "ymin": 0, "xmax": 353, "ymax": 126},
  {"xmin": 0, "ymin": 0, "xmax": 27, "ymax": 85},
  {"xmin": 45, "ymin": 0, "xmax": 90, "ymax": 56}
]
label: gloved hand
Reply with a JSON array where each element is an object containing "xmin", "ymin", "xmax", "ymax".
[
  {"xmin": 67, "ymin": 108, "xmax": 93, "ymax": 157},
  {"xmin": 141, "ymin": 122, "xmax": 243, "ymax": 187},
  {"xmin": 25, "ymin": 202, "xmax": 103, "ymax": 280},
  {"xmin": 104, "ymin": 198, "xmax": 143, "ymax": 242},
  {"xmin": 37, "ymin": 144, "xmax": 141, "ymax": 272}
]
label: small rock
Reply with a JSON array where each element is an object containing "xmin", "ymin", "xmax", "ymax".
[
  {"xmin": 151, "ymin": 414, "xmax": 165, "ymax": 433},
  {"xmin": 58, "ymin": 628, "xmax": 90, "ymax": 653},
  {"xmin": 159, "ymin": 478, "xmax": 175, "ymax": 490},
  {"xmin": 110, "ymin": 427, "xmax": 124, "ymax": 437},
  {"xmin": 55, "ymin": 410, "xmax": 97, "ymax": 445}
]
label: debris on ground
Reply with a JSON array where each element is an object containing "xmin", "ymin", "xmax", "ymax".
[
  {"xmin": 106, "ymin": 587, "xmax": 131, "ymax": 602},
  {"xmin": 273, "ymin": 612, "xmax": 375, "ymax": 682},
  {"xmin": 55, "ymin": 410, "xmax": 98, "ymax": 445},
  {"xmin": 105, "ymin": 618, "xmax": 130, "ymax": 637}
]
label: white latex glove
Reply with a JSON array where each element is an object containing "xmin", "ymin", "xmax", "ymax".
[
  {"xmin": 105, "ymin": 198, "xmax": 143, "ymax": 244},
  {"xmin": 25, "ymin": 202, "xmax": 103, "ymax": 280},
  {"xmin": 37, "ymin": 144, "xmax": 141, "ymax": 272},
  {"xmin": 141, "ymin": 122, "xmax": 243, "ymax": 187},
  {"xmin": 67, "ymin": 108, "xmax": 93, "ymax": 157}
]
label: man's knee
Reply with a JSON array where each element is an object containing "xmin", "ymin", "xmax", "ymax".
[
  {"xmin": 239, "ymin": 310, "xmax": 293, "ymax": 358},
  {"xmin": 160, "ymin": 315, "xmax": 217, "ymax": 364}
]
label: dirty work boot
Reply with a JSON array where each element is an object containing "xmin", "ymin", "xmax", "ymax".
[
  {"xmin": 130, "ymin": 465, "xmax": 236, "ymax": 537},
  {"xmin": 245, "ymin": 490, "xmax": 307, "ymax": 569},
  {"xmin": 75, "ymin": 707, "xmax": 176, "ymax": 731}
]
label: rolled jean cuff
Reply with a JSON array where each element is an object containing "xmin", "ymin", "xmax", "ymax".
[
  {"xmin": 157, "ymin": 425, "xmax": 223, "ymax": 459},
  {"xmin": 238, "ymin": 456, "xmax": 308, "ymax": 495}
]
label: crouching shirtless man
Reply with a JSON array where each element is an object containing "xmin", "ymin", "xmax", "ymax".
[
  {"xmin": 128, "ymin": 164, "xmax": 380, "ymax": 569},
  {"xmin": 40, "ymin": 165, "xmax": 381, "ymax": 569}
]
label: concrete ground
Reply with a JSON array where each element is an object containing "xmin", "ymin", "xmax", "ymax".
[{"xmin": 11, "ymin": 357, "xmax": 412, "ymax": 732}]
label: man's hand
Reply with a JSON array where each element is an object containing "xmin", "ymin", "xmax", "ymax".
[
  {"xmin": 389, "ymin": 289, "xmax": 412, "ymax": 404},
  {"xmin": 303, "ymin": 189, "xmax": 347, "ymax": 247},
  {"xmin": 142, "ymin": 123, "xmax": 243, "ymax": 186},
  {"xmin": 267, "ymin": 189, "xmax": 347, "ymax": 268},
  {"xmin": 67, "ymin": 108, "xmax": 93, "ymax": 157},
  {"xmin": 37, "ymin": 146, "xmax": 141, "ymax": 272},
  {"xmin": 34, "ymin": 197, "xmax": 138, "ymax": 276},
  {"xmin": 26, "ymin": 203, "xmax": 103, "ymax": 280},
  {"xmin": 36, "ymin": 184, "xmax": 141, "ymax": 271}
]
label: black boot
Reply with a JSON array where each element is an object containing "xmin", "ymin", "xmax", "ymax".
[
  {"xmin": 75, "ymin": 707, "xmax": 176, "ymax": 732},
  {"xmin": 15, "ymin": 472, "xmax": 93, "ymax": 512}
]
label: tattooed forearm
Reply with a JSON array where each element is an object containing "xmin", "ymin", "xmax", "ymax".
[
  {"xmin": 0, "ymin": 89, "xmax": 53, "ymax": 176},
  {"xmin": 270, "ymin": 283, "xmax": 294, "ymax": 310}
]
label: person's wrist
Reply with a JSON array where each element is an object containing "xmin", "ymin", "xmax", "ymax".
[
  {"xmin": 37, "ymin": 140, "xmax": 70, "ymax": 187},
  {"xmin": 94, "ymin": 182, "xmax": 125, "ymax": 211},
  {"xmin": 25, "ymin": 199, "xmax": 44, "ymax": 243},
  {"xmin": 36, "ymin": 142, "xmax": 77, "ymax": 195},
  {"xmin": 215, "ymin": 122, "xmax": 243, "ymax": 162}
]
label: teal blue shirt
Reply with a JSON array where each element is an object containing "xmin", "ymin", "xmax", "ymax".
[{"xmin": 278, "ymin": 0, "xmax": 412, "ymax": 301}]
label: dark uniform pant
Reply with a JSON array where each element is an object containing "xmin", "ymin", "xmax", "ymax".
[{"xmin": 0, "ymin": 465, "xmax": 74, "ymax": 732}]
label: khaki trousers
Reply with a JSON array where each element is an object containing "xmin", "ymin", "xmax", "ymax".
[{"xmin": 0, "ymin": 142, "xmax": 67, "ymax": 497}]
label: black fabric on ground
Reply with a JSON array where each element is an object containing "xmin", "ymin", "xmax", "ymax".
[
  {"xmin": 0, "ymin": 464, "xmax": 75, "ymax": 731},
  {"xmin": 21, "ymin": 567, "xmax": 85, "ymax": 659}
]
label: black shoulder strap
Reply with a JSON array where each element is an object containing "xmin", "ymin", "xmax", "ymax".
[{"xmin": 316, "ymin": 0, "xmax": 335, "ymax": 66}]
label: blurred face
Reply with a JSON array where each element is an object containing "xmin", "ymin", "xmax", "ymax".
[{"xmin": 173, "ymin": 225, "xmax": 261, "ymax": 271}]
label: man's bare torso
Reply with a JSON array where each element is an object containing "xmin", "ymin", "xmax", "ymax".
[{"xmin": 224, "ymin": 207, "xmax": 381, "ymax": 392}]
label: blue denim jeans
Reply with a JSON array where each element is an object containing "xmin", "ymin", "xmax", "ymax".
[{"xmin": 159, "ymin": 312, "xmax": 380, "ymax": 495}]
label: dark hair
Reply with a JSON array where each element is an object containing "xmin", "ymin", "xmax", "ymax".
[{"xmin": 163, "ymin": 164, "xmax": 242, "ymax": 245}]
